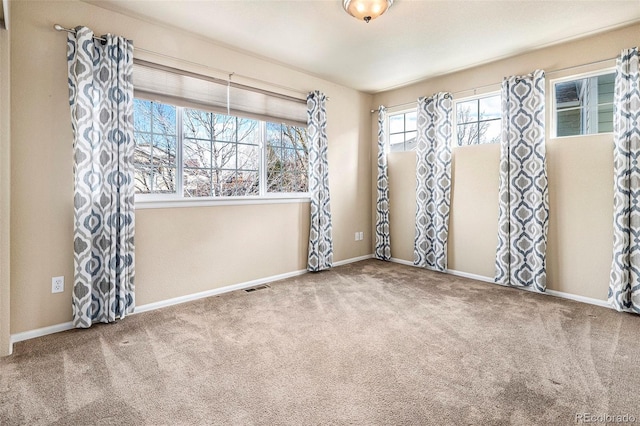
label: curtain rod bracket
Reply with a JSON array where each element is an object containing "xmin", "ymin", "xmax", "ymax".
[{"xmin": 54, "ymin": 23, "xmax": 107, "ymax": 42}]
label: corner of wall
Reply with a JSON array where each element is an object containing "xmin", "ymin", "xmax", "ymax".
[{"xmin": 0, "ymin": 21, "xmax": 11, "ymax": 356}]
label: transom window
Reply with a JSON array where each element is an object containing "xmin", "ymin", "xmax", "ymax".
[
  {"xmin": 133, "ymin": 99, "xmax": 308, "ymax": 199},
  {"xmin": 455, "ymin": 93, "xmax": 501, "ymax": 146},
  {"xmin": 388, "ymin": 109, "xmax": 417, "ymax": 152},
  {"xmin": 553, "ymin": 71, "xmax": 615, "ymax": 137}
]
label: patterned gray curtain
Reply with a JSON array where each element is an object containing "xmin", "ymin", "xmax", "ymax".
[
  {"xmin": 307, "ymin": 91, "xmax": 333, "ymax": 272},
  {"xmin": 414, "ymin": 93, "xmax": 452, "ymax": 272},
  {"xmin": 495, "ymin": 69, "xmax": 548, "ymax": 292},
  {"xmin": 375, "ymin": 106, "xmax": 391, "ymax": 260},
  {"xmin": 67, "ymin": 27, "xmax": 135, "ymax": 328},
  {"xmin": 610, "ymin": 47, "xmax": 640, "ymax": 313}
]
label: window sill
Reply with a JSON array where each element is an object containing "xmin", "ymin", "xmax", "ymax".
[
  {"xmin": 135, "ymin": 195, "xmax": 311, "ymax": 210},
  {"xmin": 550, "ymin": 132, "xmax": 613, "ymax": 140}
]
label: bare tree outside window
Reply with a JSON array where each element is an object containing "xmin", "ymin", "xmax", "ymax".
[
  {"xmin": 183, "ymin": 109, "xmax": 259, "ymax": 197},
  {"xmin": 133, "ymin": 100, "xmax": 177, "ymax": 193},
  {"xmin": 456, "ymin": 95, "xmax": 501, "ymax": 146},
  {"xmin": 266, "ymin": 122, "xmax": 309, "ymax": 193}
]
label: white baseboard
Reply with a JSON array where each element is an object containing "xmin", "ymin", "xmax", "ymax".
[
  {"xmin": 10, "ymin": 321, "xmax": 74, "ymax": 346},
  {"xmin": 544, "ymin": 289, "xmax": 610, "ymax": 309},
  {"xmin": 446, "ymin": 268, "xmax": 611, "ymax": 309},
  {"xmin": 8, "ymin": 254, "xmax": 376, "ymax": 350},
  {"xmin": 390, "ymin": 258, "xmax": 612, "ymax": 310},
  {"xmin": 445, "ymin": 268, "xmax": 494, "ymax": 283},
  {"xmin": 333, "ymin": 254, "xmax": 374, "ymax": 267},
  {"xmin": 389, "ymin": 257, "xmax": 414, "ymax": 267},
  {"xmin": 135, "ymin": 268, "xmax": 308, "ymax": 314}
]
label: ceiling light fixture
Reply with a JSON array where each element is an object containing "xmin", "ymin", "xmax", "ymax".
[{"xmin": 343, "ymin": 0, "xmax": 394, "ymax": 23}]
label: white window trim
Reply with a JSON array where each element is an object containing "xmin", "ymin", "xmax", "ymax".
[
  {"xmin": 550, "ymin": 67, "xmax": 615, "ymax": 140},
  {"xmin": 136, "ymin": 194, "xmax": 310, "ymax": 210},
  {"xmin": 134, "ymin": 104, "xmax": 310, "ymax": 208},
  {"xmin": 452, "ymin": 90, "xmax": 501, "ymax": 148},
  {"xmin": 386, "ymin": 106, "xmax": 417, "ymax": 153}
]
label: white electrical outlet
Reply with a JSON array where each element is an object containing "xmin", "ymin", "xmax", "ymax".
[{"xmin": 52, "ymin": 276, "xmax": 64, "ymax": 293}]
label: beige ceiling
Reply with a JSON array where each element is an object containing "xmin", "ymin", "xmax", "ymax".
[{"xmin": 84, "ymin": 0, "xmax": 640, "ymax": 94}]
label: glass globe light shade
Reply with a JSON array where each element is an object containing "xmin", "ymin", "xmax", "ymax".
[{"xmin": 343, "ymin": 0, "xmax": 394, "ymax": 23}]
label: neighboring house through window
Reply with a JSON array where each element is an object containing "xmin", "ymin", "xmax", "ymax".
[{"xmin": 553, "ymin": 70, "xmax": 614, "ymax": 137}]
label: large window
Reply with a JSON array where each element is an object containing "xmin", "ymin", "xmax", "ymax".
[
  {"xmin": 455, "ymin": 93, "xmax": 501, "ymax": 146},
  {"xmin": 388, "ymin": 109, "xmax": 417, "ymax": 152},
  {"xmin": 133, "ymin": 99, "xmax": 308, "ymax": 200},
  {"xmin": 553, "ymin": 71, "xmax": 614, "ymax": 137}
]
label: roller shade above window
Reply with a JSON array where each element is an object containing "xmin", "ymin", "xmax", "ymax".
[{"xmin": 133, "ymin": 60, "xmax": 308, "ymax": 127}]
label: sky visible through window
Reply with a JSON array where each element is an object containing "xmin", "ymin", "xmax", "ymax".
[
  {"xmin": 455, "ymin": 94, "xmax": 501, "ymax": 146},
  {"xmin": 389, "ymin": 110, "xmax": 417, "ymax": 152}
]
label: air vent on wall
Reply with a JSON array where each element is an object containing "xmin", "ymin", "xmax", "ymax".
[{"xmin": 244, "ymin": 285, "xmax": 271, "ymax": 293}]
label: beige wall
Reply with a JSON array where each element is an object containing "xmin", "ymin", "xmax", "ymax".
[
  {"xmin": 373, "ymin": 23, "xmax": 640, "ymax": 301},
  {"xmin": 135, "ymin": 204, "xmax": 310, "ymax": 305},
  {"xmin": 0, "ymin": 17, "xmax": 10, "ymax": 355},
  {"xmin": 9, "ymin": 0, "xmax": 372, "ymax": 334}
]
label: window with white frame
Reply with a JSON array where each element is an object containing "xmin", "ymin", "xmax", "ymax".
[
  {"xmin": 182, "ymin": 109, "xmax": 260, "ymax": 197},
  {"xmin": 552, "ymin": 70, "xmax": 614, "ymax": 138},
  {"xmin": 132, "ymin": 61, "xmax": 309, "ymax": 202},
  {"xmin": 454, "ymin": 93, "xmax": 501, "ymax": 146},
  {"xmin": 388, "ymin": 109, "xmax": 417, "ymax": 152},
  {"xmin": 133, "ymin": 99, "xmax": 308, "ymax": 199}
]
